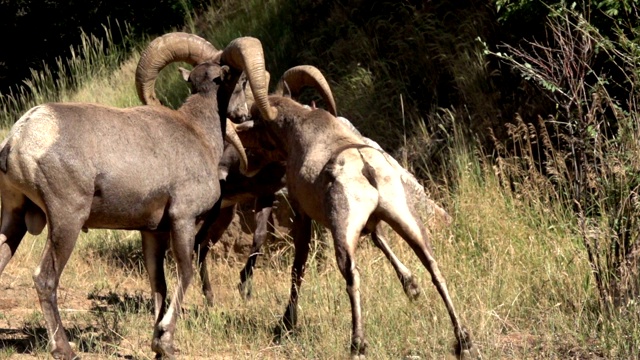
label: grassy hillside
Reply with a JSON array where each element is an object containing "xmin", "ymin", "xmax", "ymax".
[{"xmin": 0, "ymin": 0, "xmax": 639, "ymax": 359}]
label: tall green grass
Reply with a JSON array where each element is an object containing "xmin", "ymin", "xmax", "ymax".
[
  {"xmin": 196, "ymin": 0, "xmax": 299, "ymax": 78},
  {"xmin": 0, "ymin": 21, "xmax": 138, "ymax": 126}
]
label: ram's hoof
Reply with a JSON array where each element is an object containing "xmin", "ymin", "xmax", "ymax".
[
  {"xmin": 154, "ymin": 354, "xmax": 176, "ymax": 360},
  {"xmin": 350, "ymin": 337, "xmax": 368, "ymax": 358},
  {"xmin": 272, "ymin": 323, "xmax": 291, "ymax": 344},
  {"xmin": 152, "ymin": 329, "xmax": 178, "ymax": 360},
  {"xmin": 51, "ymin": 342, "xmax": 79, "ymax": 360},
  {"xmin": 402, "ymin": 276, "xmax": 421, "ymax": 300},
  {"xmin": 203, "ymin": 291, "xmax": 214, "ymax": 306},
  {"xmin": 455, "ymin": 327, "xmax": 481, "ymax": 360},
  {"xmin": 458, "ymin": 345, "xmax": 482, "ymax": 360},
  {"xmin": 237, "ymin": 281, "xmax": 253, "ymax": 300}
]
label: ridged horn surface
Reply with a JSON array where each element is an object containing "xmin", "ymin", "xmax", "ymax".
[
  {"xmin": 221, "ymin": 37, "xmax": 277, "ymax": 121},
  {"xmin": 136, "ymin": 32, "xmax": 220, "ymax": 105},
  {"xmin": 275, "ymin": 65, "xmax": 337, "ymax": 116},
  {"xmin": 225, "ymin": 119, "xmax": 257, "ymax": 177}
]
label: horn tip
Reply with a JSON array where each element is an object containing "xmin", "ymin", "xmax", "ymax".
[{"xmin": 268, "ymin": 107, "xmax": 278, "ymax": 121}]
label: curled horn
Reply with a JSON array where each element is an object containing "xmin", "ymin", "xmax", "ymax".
[
  {"xmin": 275, "ymin": 65, "xmax": 337, "ymax": 116},
  {"xmin": 136, "ymin": 32, "xmax": 221, "ymax": 105},
  {"xmin": 218, "ymin": 37, "xmax": 274, "ymax": 176},
  {"xmin": 244, "ymin": 70, "xmax": 270, "ymax": 111},
  {"xmin": 221, "ymin": 37, "xmax": 277, "ymax": 121},
  {"xmin": 224, "ymin": 119, "xmax": 257, "ymax": 177}
]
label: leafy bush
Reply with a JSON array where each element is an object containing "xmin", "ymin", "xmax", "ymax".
[{"xmin": 489, "ymin": 4, "xmax": 640, "ymax": 312}]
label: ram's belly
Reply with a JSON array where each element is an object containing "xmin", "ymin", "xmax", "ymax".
[
  {"xmin": 84, "ymin": 176, "xmax": 218, "ymax": 231},
  {"xmin": 84, "ymin": 190, "xmax": 171, "ymax": 230}
]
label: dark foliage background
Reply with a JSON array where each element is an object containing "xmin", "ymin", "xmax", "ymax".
[{"xmin": 0, "ymin": 0, "xmax": 209, "ymax": 95}]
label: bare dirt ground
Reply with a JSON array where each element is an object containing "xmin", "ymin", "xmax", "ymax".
[
  {"xmin": 0, "ymin": 258, "xmax": 267, "ymax": 360},
  {"xmin": 0, "ymin": 200, "xmax": 296, "ymax": 360},
  {"xmin": 0, "ymin": 265, "xmax": 149, "ymax": 359}
]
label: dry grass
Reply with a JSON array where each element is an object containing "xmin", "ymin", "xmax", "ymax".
[
  {"xmin": 0, "ymin": 152, "xmax": 605, "ymax": 359},
  {"xmin": 62, "ymin": 56, "xmax": 140, "ymax": 107}
]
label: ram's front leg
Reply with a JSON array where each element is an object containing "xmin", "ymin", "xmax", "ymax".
[
  {"xmin": 152, "ymin": 219, "xmax": 196, "ymax": 359},
  {"xmin": 274, "ymin": 211, "xmax": 311, "ymax": 340}
]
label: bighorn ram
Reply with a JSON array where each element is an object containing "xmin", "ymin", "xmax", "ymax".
[
  {"xmin": 139, "ymin": 61, "xmax": 452, "ymax": 304},
  {"xmin": 236, "ymin": 66, "xmax": 480, "ymax": 359},
  {"xmin": 0, "ymin": 32, "xmax": 274, "ymax": 359},
  {"xmin": 223, "ymin": 68, "xmax": 454, "ymax": 302}
]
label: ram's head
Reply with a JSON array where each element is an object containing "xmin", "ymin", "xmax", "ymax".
[{"xmin": 135, "ymin": 32, "xmax": 277, "ymax": 123}]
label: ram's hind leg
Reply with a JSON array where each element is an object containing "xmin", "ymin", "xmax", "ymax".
[
  {"xmin": 0, "ymin": 191, "xmax": 29, "ymax": 275},
  {"xmin": 274, "ymin": 211, "xmax": 311, "ymax": 340},
  {"xmin": 196, "ymin": 205, "xmax": 236, "ymax": 306},
  {"xmin": 33, "ymin": 204, "xmax": 88, "ymax": 360},
  {"xmin": 377, "ymin": 198, "xmax": 479, "ymax": 359},
  {"xmin": 370, "ymin": 225, "xmax": 421, "ymax": 300},
  {"xmin": 239, "ymin": 194, "xmax": 275, "ymax": 300},
  {"xmin": 329, "ymin": 182, "xmax": 378, "ymax": 359}
]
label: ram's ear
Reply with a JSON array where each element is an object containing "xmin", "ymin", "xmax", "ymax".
[
  {"xmin": 220, "ymin": 65, "xmax": 231, "ymax": 81},
  {"xmin": 178, "ymin": 67, "xmax": 191, "ymax": 82}
]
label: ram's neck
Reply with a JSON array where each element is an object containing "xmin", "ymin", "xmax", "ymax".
[{"xmin": 179, "ymin": 92, "xmax": 221, "ymax": 137}]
